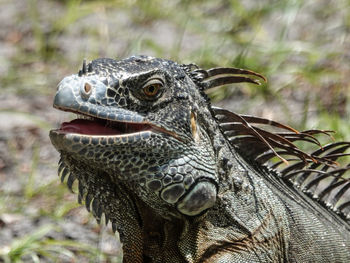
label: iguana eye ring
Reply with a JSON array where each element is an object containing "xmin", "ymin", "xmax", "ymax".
[{"xmin": 142, "ymin": 79, "xmax": 163, "ymax": 97}]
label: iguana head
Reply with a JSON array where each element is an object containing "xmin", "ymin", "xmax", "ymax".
[
  {"xmin": 50, "ymin": 55, "xmax": 222, "ymax": 216},
  {"xmin": 50, "ymin": 55, "xmax": 267, "ymax": 218}
]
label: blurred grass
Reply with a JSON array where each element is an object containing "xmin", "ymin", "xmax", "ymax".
[
  {"xmin": 3, "ymin": 0, "xmax": 349, "ymax": 134},
  {"xmin": 0, "ymin": 0, "xmax": 349, "ymax": 261},
  {"xmin": 1, "ymin": 224, "xmax": 113, "ymax": 263}
]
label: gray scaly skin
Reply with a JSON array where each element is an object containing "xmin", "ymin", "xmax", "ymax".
[{"xmin": 50, "ymin": 56, "xmax": 350, "ymax": 262}]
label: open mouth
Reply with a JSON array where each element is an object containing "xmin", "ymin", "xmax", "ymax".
[
  {"xmin": 57, "ymin": 114, "xmax": 154, "ymax": 136},
  {"xmin": 59, "ymin": 115, "xmax": 153, "ymax": 136}
]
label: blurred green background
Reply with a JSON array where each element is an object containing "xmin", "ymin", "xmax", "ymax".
[{"xmin": 0, "ymin": 0, "xmax": 349, "ymax": 262}]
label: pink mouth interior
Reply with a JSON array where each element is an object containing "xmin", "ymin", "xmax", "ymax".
[
  {"xmin": 61, "ymin": 119, "xmax": 119, "ymax": 135},
  {"xmin": 60, "ymin": 119, "xmax": 150, "ymax": 135}
]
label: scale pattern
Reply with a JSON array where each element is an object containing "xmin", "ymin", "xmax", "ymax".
[{"xmin": 50, "ymin": 55, "xmax": 350, "ymax": 262}]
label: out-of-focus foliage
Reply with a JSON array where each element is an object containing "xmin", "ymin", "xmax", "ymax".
[{"xmin": 2, "ymin": 0, "xmax": 349, "ymax": 136}]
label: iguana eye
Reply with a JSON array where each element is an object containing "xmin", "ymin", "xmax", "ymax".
[{"xmin": 142, "ymin": 79, "xmax": 163, "ymax": 97}]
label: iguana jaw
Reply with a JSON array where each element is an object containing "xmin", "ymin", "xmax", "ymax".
[
  {"xmin": 57, "ymin": 115, "xmax": 153, "ymax": 136},
  {"xmin": 50, "ymin": 109, "xmax": 181, "ymax": 143}
]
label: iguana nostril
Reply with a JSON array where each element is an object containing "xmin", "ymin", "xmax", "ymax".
[
  {"xmin": 84, "ymin": 83, "xmax": 92, "ymax": 93},
  {"xmin": 81, "ymin": 82, "xmax": 92, "ymax": 99}
]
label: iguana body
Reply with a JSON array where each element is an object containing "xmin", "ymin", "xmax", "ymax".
[{"xmin": 50, "ymin": 56, "xmax": 350, "ymax": 262}]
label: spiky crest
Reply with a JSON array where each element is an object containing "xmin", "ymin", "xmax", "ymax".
[{"xmin": 184, "ymin": 64, "xmax": 350, "ymax": 222}]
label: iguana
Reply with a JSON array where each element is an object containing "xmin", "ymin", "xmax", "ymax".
[{"xmin": 50, "ymin": 55, "xmax": 350, "ymax": 262}]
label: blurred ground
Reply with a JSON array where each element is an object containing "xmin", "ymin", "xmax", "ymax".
[{"xmin": 0, "ymin": 0, "xmax": 349, "ymax": 262}]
